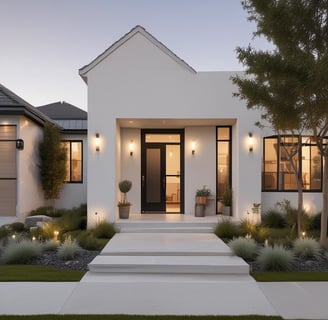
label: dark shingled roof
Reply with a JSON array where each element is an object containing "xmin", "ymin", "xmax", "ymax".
[
  {"xmin": 38, "ymin": 102, "xmax": 87, "ymax": 133},
  {"xmin": 38, "ymin": 101, "xmax": 87, "ymax": 120},
  {"xmin": 0, "ymin": 84, "xmax": 53, "ymax": 125}
]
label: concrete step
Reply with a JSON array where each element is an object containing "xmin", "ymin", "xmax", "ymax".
[{"xmin": 87, "ymin": 255, "xmax": 249, "ymax": 275}]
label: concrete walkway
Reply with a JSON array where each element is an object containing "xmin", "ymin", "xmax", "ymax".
[{"xmin": 0, "ymin": 230, "xmax": 327, "ymax": 318}]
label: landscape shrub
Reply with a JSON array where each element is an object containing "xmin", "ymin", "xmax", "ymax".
[
  {"xmin": 214, "ymin": 220, "xmax": 240, "ymax": 241},
  {"xmin": 29, "ymin": 206, "xmax": 62, "ymax": 218},
  {"xmin": 261, "ymin": 210, "xmax": 286, "ymax": 228},
  {"xmin": 293, "ymin": 238, "xmax": 321, "ymax": 260},
  {"xmin": 228, "ymin": 237, "xmax": 258, "ymax": 260},
  {"xmin": 57, "ymin": 237, "xmax": 81, "ymax": 260},
  {"xmin": 238, "ymin": 219, "xmax": 258, "ymax": 238},
  {"xmin": 10, "ymin": 222, "xmax": 26, "ymax": 232},
  {"xmin": 78, "ymin": 231, "xmax": 107, "ymax": 251},
  {"xmin": 253, "ymin": 226, "xmax": 270, "ymax": 244},
  {"xmin": 0, "ymin": 226, "xmax": 10, "ymax": 240},
  {"xmin": 43, "ymin": 239, "xmax": 60, "ymax": 251},
  {"xmin": 92, "ymin": 221, "xmax": 117, "ymax": 239},
  {"xmin": 0, "ymin": 239, "xmax": 42, "ymax": 264},
  {"xmin": 257, "ymin": 246, "xmax": 294, "ymax": 271},
  {"xmin": 56, "ymin": 204, "xmax": 87, "ymax": 232}
]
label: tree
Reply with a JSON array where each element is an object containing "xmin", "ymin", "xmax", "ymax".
[
  {"xmin": 38, "ymin": 123, "xmax": 67, "ymax": 204},
  {"xmin": 232, "ymin": 0, "xmax": 328, "ymax": 244}
]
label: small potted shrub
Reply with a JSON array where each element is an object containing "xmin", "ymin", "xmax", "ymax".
[
  {"xmin": 195, "ymin": 186, "xmax": 211, "ymax": 217},
  {"xmin": 118, "ymin": 180, "xmax": 132, "ymax": 219},
  {"xmin": 222, "ymin": 187, "xmax": 232, "ymax": 216}
]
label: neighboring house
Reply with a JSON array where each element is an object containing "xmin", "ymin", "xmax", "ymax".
[
  {"xmin": 0, "ymin": 84, "xmax": 87, "ymax": 219},
  {"xmin": 0, "ymin": 25, "xmax": 324, "ymax": 225}
]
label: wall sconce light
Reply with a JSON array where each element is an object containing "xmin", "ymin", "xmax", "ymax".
[
  {"xmin": 248, "ymin": 133, "xmax": 254, "ymax": 152},
  {"xmin": 16, "ymin": 139, "xmax": 24, "ymax": 150},
  {"xmin": 191, "ymin": 141, "xmax": 196, "ymax": 155},
  {"xmin": 95, "ymin": 133, "xmax": 100, "ymax": 152},
  {"xmin": 129, "ymin": 140, "xmax": 134, "ymax": 156}
]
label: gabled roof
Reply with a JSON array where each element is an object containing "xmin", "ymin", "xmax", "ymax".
[
  {"xmin": 38, "ymin": 101, "xmax": 87, "ymax": 120},
  {"xmin": 79, "ymin": 25, "xmax": 196, "ymax": 83},
  {"xmin": 0, "ymin": 83, "xmax": 53, "ymax": 125},
  {"xmin": 38, "ymin": 101, "xmax": 87, "ymax": 133}
]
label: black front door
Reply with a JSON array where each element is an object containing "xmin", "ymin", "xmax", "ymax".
[{"xmin": 141, "ymin": 130, "xmax": 184, "ymax": 213}]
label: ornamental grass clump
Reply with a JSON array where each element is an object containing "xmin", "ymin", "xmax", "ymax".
[
  {"xmin": 257, "ymin": 246, "xmax": 294, "ymax": 271},
  {"xmin": 0, "ymin": 239, "xmax": 42, "ymax": 264},
  {"xmin": 57, "ymin": 237, "xmax": 81, "ymax": 260},
  {"xmin": 228, "ymin": 237, "xmax": 258, "ymax": 260},
  {"xmin": 293, "ymin": 238, "xmax": 321, "ymax": 260},
  {"xmin": 214, "ymin": 220, "xmax": 240, "ymax": 242},
  {"xmin": 43, "ymin": 239, "xmax": 60, "ymax": 251},
  {"xmin": 92, "ymin": 221, "xmax": 117, "ymax": 239}
]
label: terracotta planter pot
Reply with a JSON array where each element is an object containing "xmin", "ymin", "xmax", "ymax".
[{"xmin": 196, "ymin": 196, "xmax": 207, "ymax": 206}]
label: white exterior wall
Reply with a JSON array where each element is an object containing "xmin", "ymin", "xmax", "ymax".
[
  {"xmin": 84, "ymin": 31, "xmax": 262, "ymax": 226},
  {"xmin": 55, "ymin": 133, "xmax": 88, "ymax": 209}
]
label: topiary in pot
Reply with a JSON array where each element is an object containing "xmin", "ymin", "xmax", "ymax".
[{"xmin": 118, "ymin": 180, "xmax": 132, "ymax": 219}]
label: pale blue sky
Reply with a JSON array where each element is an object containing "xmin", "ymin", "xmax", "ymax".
[{"xmin": 1, "ymin": 0, "xmax": 272, "ymax": 110}]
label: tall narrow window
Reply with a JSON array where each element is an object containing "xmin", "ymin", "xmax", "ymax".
[
  {"xmin": 217, "ymin": 127, "xmax": 231, "ymax": 204},
  {"xmin": 62, "ymin": 141, "xmax": 83, "ymax": 183}
]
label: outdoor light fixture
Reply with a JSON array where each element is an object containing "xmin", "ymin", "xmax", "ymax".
[
  {"xmin": 54, "ymin": 230, "xmax": 59, "ymax": 241},
  {"xmin": 95, "ymin": 133, "xmax": 100, "ymax": 152},
  {"xmin": 191, "ymin": 141, "xmax": 196, "ymax": 155},
  {"xmin": 16, "ymin": 139, "xmax": 24, "ymax": 150},
  {"xmin": 248, "ymin": 133, "xmax": 254, "ymax": 152},
  {"xmin": 129, "ymin": 140, "xmax": 134, "ymax": 156}
]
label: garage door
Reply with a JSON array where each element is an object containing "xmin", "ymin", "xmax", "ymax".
[{"xmin": 0, "ymin": 125, "xmax": 17, "ymax": 216}]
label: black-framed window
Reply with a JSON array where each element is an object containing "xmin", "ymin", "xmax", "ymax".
[
  {"xmin": 217, "ymin": 126, "xmax": 232, "ymax": 200},
  {"xmin": 62, "ymin": 141, "xmax": 83, "ymax": 183},
  {"xmin": 263, "ymin": 136, "xmax": 322, "ymax": 191}
]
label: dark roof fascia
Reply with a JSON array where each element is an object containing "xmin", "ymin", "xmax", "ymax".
[
  {"xmin": 79, "ymin": 25, "xmax": 196, "ymax": 83},
  {"xmin": 61, "ymin": 129, "xmax": 87, "ymax": 135}
]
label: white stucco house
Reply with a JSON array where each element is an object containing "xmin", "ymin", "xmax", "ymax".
[{"xmin": 0, "ymin": 25, "xmax": 324, "ymax": 226}]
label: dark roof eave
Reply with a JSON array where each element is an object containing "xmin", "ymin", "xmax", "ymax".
[
  {"xmin": 0, "ymin": 107, "xmax": 59, "ymax": 127},
  {"xmin": 61, "ymin": 129, "xmax": 87, "ymax": 135}
]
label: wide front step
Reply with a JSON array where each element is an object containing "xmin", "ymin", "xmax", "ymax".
[{"xmin": 88, "ymin": 255, "xmax": 249, "ymax": 275}]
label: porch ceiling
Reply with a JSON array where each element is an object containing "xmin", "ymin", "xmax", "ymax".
[{"xmin": 118, "ymin": 118, "xmax": 236, "ymax": 128}]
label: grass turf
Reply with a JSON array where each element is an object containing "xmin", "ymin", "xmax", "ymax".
[
  {"xmin": 0, "ymin": 265, "xmax": 84, "ymax": 281},
  {"xmin": 0, "ymin": 316, "xmax": 283, "ymax": 320},
  {"xmin": 252, "ymin": 271, "xmax": 328, "ymax": 282}
]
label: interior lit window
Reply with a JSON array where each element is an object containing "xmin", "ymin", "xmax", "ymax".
[
  {"xmin": 62, "ymin": 141, "xmax": 83, "ymax": 183},
  {"xmin": 263, "ymin": 136, "xmax": 322, "ymax": 191}
]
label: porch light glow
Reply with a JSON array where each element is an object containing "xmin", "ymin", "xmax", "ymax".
[
  {"xmin": 95, "ymin": 133, "xmax": 100, "ymax": 152},
  {"xmin": 129, "ymin": 140, "xmax": 134, "ymax": 156},
  {"xmin": 248, "ymin": 133, "xmax": 254, "ymax": 152},
  {"xmin": 191, "ymin": 141, "xmax": 196, "ymax": 155}
]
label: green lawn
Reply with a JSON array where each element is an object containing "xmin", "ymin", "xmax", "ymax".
[
  {"xmin": 0, "ymin": 265, "xmax": 84, "ymax": 281},
  {"xmin": 0, "ymin": 316, "xmax": 283, "ymax": 320},
  {"xmin": 252, "ymin": 271, "xmax": 328, "ymax": 282}
]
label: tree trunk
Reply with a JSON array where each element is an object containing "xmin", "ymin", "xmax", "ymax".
[
  {"xmin": 297, "ymin": 174, "xmax": 303, "ymax": 238},
  {"xmin": 320, "ymin": 154, "xmax": 328, "ymax": 246}
]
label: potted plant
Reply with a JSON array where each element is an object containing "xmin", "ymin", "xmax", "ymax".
[
  {"xmin": 118, "ymin": 180, "xmax": 132, "ymax": 219},
  {"xmin": 195, "ymin": 186, "xmax": 211, "ymax": 217},
  {"xmin": 195, "ymin": 185, "xmax": 211, "ymax": 205},
  {"xmin": 252, "ymin": 203, "xmax": 261, "ymax": 214},
  {"xmin": 221, "ymin": 187, "xmax": 232, "ymax": 216}
]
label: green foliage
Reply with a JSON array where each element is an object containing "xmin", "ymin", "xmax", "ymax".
[
  {"xmin": 221, "ymin": 187, "xmax": 232, "ymax": 206},
  {"xmin": 29, "ymin": 206, "xmax": 62, "ymax": 217},
  {"xmin": 239, "ymin": 219, "xmax": 258, "ymax": 237},
  {"xmin": 196, "ymin": 185, "xmax": 211, "ymax": 196},
  {"xmin": 57, "ymin": 237, "xmax": 81, "ymax": 260},
  {"xmin": 214, "ymin": 220, "xmax": 240, "ymax": 242},
  {"xmin": 257, "ymin": 246, "xmax": 294, "ymax": 272},
  {"xmin": 228, "ymin": 237, "xmax": 258, "ymax": 260},
  {"xmin": 293, "ymin": 238, "xmax": 321, "ymax": 260},
  {"xmin": 262, "ymin": 210, "xmax": 286, "ymax": 228},
  {"xmin": 0, "ymin": 239, "xmax": 42, "ymax": 264},
  {"xmin": 43, "ymin": 240, "xmax": 60, "ymax": 251},
  {"xmin": 77, "ymin": 231, "xmax": 108, "ymax": 251},
  {"xmin": 38, "ymin": 123, "xmax": 67, "ymax": 200},
  {"xmin": 92, "ymin": 221, "xmax": 117, "ymax": 239},
  {"xmin": 0, "ymin": 226, "xmax": 10, "ymax": 240},
  {"xmin": 10, "ymin": 222, "xmax": 26, "ymax": 232},
  {"xmin": 253, "ymin": 226, "xmax": 270, "ymax": 244}
]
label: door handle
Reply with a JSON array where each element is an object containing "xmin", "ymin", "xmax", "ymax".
[{"xmin": 142, "ymin": 175, "xmax": 145, "ymax": 187}]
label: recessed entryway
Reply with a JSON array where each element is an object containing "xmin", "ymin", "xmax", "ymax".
[{"xmin": 141, "ymin": 129, "xmax": 184, "ymax": 213}]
